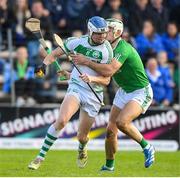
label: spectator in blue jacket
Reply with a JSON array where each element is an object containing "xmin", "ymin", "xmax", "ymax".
[
  {"xmin": 161, "ymin": 22, "xmax": 178, "ymax": 61},
  {"xmin": 157, "ymin": 51, "xmax": 175, "ymax": 87},
  {"xmin": 135, "ymin": 20, "xmax": 164, "ymax": 60},
  {"xmin": 146, "ymin": 57, "xmax": 173, "ymax": 106}
]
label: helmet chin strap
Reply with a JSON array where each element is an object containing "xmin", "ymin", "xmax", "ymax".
[
  {"xmin": 110, "ymin": 37, "xmax": 119, "ymax": 44},
  {"xmin": 110, "ymin": 33, "xmax": 121, "ymax": 45},
  {"xmin": 89, "ymin": 37, "xmax": 102, "ymax": 46}
]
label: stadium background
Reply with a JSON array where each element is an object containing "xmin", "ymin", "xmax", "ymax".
[{"xmin": 0, "ymin": 0, "xmax": 180, "ymax": 177}]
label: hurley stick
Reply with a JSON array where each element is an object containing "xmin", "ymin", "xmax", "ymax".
[
  {"xmin": 25, "ymin": 18, "xmax": 66, "ymax": 79},
  {"xmin": 53, "ymin": 34, "xmax": 104, "ymax": 106}
]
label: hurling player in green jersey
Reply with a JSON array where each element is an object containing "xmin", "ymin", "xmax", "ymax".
[{"xmin": 72, "ymin": 18, "xmax": 155, "ymax": 171}]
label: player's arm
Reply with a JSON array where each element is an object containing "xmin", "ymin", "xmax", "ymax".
[
  {"xmin": 79, "ymin": 74, "xmax": 110, "ymax": 86},
  {"xmin": 43, "ymin": 37, "xmax": 78, "ymax": 65},
  {"xmin": 87, "ymin": 58, "xmax": 121, "ymax": 77},
  {"xmin": 71, "ymin": 54, "xmax": 122, "ymax": 77},
  {"xmin": 34, "ymin": 47, "xmax": 64, "ymax": 77},
  {"xmin": 43, "ymin": 47, "xmax": 64, "ymax": 65},
  {"xmin": 35, "ymin": 37, "xmax": 79, "ymax": 77}
]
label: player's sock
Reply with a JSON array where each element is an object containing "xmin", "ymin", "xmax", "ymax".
[
  {"xmin": 106, "ymin": 159, "xmax": 114, "ymax": 168},
  {"xmin": 100, "ymin": 159, "xmax": 114, "ymax": 171},
  {"xmin": 140, "ymin": 137, "xmax": 149, "ymax": 149},
  {"xmin": 78, "ymin": 142, "xmax": 87, "ymax": 150},
  {"xmin": 77, "ymin": 141, "xmax": 88, "ymax": 168},
  {"xmin": 37, "ymin": 124, "xmax": 60, "ymax": 160}
]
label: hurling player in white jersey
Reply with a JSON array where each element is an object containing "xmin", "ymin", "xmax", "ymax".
[{"xmin": 28, "ymin": 16, "xmax": 113, "ymax": 170}]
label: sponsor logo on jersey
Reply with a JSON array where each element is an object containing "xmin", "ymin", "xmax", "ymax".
[{"xmin": 92, "ymin": 51, "xmax": 100, "ymax": 59}]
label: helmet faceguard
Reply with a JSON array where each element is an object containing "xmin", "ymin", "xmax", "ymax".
[{"xmin": 106, "ymin": 18, "xmax": 124, "ymax": 39}]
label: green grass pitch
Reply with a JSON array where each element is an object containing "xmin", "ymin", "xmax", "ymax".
[{"xmin": 0, "ymin": 149, "xmax": 180, "ymax": 177}]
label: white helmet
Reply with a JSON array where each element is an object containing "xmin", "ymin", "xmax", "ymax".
[
  {"xmin": 106, "ymin": 18, "xmax": 124, "ymax": 37},
  {"xmin": 88, "ymin": 16, "xmax": 108, "ymax": 38}
]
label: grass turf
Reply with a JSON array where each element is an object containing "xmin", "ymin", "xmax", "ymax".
[{"xmin": 0, "ymin": 149, "xmax": 180, "ymax": 177}]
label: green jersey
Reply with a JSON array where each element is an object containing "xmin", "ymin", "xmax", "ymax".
[{"xmin": 113, "ymin": 39, "xmax": 149, "ymax": 92}]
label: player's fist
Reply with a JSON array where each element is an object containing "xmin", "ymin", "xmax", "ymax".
[
  {"xmin": 79, "ymin": 73, "xmax": 92, "ymax": 83},
  {"xmin": 34, "ymin": 64, "xmax": 46, "ymax": 78}
]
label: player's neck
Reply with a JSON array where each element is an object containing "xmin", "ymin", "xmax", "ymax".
[{"xmin": 111, "ymin": 37, "xmax": 121, "ymax": 49}]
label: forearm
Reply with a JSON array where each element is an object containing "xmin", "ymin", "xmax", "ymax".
[
  {"xmin": 90, "ymin": 76, "xmax": 110, "ymax": 86},
  {"xmin": 86, "ymin": 59, "xmax": 120, "ymax": 77},
  {"xmin": 43, "ymin": 47, "xmax": 64, "ymax": 65},
  {"xmin": 86, "ymin": 61, "xmax": 112, "ymax": 77}
]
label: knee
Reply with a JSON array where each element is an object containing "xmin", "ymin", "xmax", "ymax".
[
  {"xmin": 116, "ymin": 119, "xmax": 129, "ymax": 132},
  {"xmin": 77, "ymin": 132, "xmax": 88, "ymax": 143},
  {"xmin": 106, "ymin": 125, "xmax": 118, "ymax": 139}
]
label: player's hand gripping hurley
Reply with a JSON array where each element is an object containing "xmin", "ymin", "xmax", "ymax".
[{"xmin": 53, "ymin": 34, "xmax": 105, "ymax": 106}]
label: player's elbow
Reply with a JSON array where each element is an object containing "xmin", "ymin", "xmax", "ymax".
[{"xmin": 102, "ymin": 68, "xmax": 115, "ymax": 77}]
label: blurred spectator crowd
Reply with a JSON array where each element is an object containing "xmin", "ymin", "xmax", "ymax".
[{"xmin": 0, "ymin": 0, "xmax": 179, "ymax": 107}]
